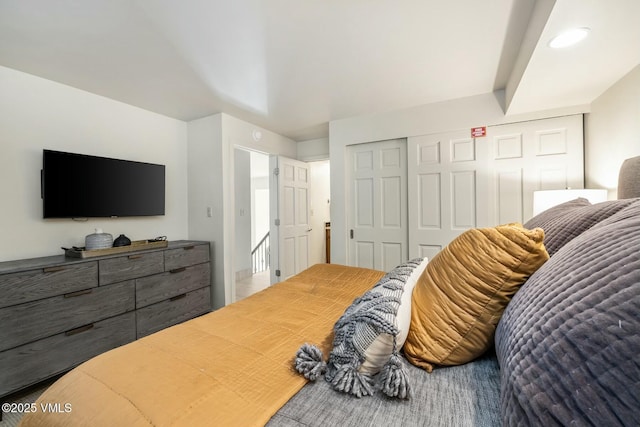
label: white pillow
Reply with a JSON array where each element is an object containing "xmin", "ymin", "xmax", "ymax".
[
  {"xmin": 295, "ymin": 258, "xmax": 428, "ymax": 398},
  {"xmin": 359, "ymin": 257, "xmax": 428, "ymax": 374},
  {"xmin": 323, "ymin": 257, "xmax": 428, "ymax": 398}
]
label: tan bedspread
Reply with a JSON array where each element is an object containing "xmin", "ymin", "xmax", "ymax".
[{"xmin": 19, "ymin": 264, "xmax": 384, "ymax": 427}]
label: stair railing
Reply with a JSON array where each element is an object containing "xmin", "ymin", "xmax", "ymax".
[{"xmin": 251, "ymin": 232, "xmax": 270, "ymax": 273}]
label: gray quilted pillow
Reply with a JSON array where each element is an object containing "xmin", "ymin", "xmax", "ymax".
[
  {"xmin": 527, "ymin": 196, "xmax": 591, "ymax": 224},
  {"xmin": 497, "ymin": 199, "xmax": 640, "ymax": 426},
  {"xmin": 524, "ymin": 198, "xmax": 636, "ymax": 256}
]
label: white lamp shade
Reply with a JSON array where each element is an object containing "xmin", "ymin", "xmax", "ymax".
[{"xmin": 533, "ymin": 189, "xmax": 608, "ymax": 216}]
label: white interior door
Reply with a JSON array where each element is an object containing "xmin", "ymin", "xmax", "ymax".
[
  {"xmin": 269, "ymin": 156, "xmax": 311, "ymax": 282},
  {"xmin": 347, "ymin": 139, "xmax": 408, "ymax": 271},
  {"xmin": 407, "ymin": 131, "xmax": 487, "ymax": 261}
]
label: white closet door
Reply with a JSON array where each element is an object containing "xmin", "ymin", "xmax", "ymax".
[
  {"xmin": 347, "ymin": 139, "xmax": 408, "ymax": 271},
  {"xmin": 407, "ymin": 131, "xmax": 488, "ymax": 260},
  {"xmin": 408, "ymin": 114, "xmax": 584, "ymax": 259},
  {"xmin": 485, "ymin": 115, "xmax": 584, "ymax": 225}
]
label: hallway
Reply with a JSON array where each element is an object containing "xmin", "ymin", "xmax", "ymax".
[{"xmin": 235, "ymin": 270, "xmax": 270, "ymax": 301}]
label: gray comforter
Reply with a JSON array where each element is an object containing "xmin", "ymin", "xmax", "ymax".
[{"xmin": 268, "ymin": 352, "xmax": 500, "ymax": 427}]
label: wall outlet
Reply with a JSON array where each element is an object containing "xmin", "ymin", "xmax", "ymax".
[{"xmin": 207, "ymin": 207, "xmax": 212, "ymax": 218}]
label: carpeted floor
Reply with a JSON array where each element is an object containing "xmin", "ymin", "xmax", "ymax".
[{"xmin": 1, "ymin": 382, "xmax": 52, "ymax": 427}]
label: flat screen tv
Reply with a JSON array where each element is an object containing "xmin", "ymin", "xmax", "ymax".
[{"xmin": 42, "ymin": 149, "xmax": 165, "ymax": 218}]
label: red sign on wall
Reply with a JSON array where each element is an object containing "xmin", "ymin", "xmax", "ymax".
[{"xmin": 471, "ymin": 126, "xmax": 487, "ymax": 137}]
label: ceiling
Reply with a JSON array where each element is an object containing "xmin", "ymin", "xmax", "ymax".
[{"xmin": 1, "ymin": 0, "xmax": 638, "ymax": 141}]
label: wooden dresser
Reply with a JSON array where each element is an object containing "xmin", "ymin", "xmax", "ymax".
[{"xmin": 0, "ymin": 240, "xmax": 211, "ymax": 398}]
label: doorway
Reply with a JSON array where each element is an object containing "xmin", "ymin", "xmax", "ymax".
[
  {"xmin": 309, "ymin": 160, "xmax": 331, "ymax": 265},
  {"xmin": 232, "ymin": 149, "xmax": 331, "ymax": 301},
  {"xmin": 234, "ymin": 148, "xmax": 271, "ymax": 300}
]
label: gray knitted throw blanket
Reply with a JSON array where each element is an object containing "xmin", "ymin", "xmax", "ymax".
[{"xmin": 295, "ymin": 259, "xmax": 423, "ymax": 399}]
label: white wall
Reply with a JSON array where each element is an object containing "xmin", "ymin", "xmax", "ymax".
[
  {"xmin": 585, "ymin": 65, "xmax": 640, "ymax": 198},
  {"xmin": 298, "ymin": 137, "xmax": 330, "ymax": 161},
  {"xmin": 0, "ymin": 66, "xmax": 188, "ymax": 262},
  {"xmin": 329, "ymin": 90, "xmax": 589, "ymax": 265},
  {"xmin": 188, "ymin": 112, "xmax": 297, "ymax": 308},
  {"xmin": 187, "ymin": 114, "xmax": 224, "ymax": 308}
]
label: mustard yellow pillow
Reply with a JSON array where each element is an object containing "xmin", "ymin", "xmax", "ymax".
[{"xmin": 403, "ymin": 223, "xmax": 548, "ymax": 372}]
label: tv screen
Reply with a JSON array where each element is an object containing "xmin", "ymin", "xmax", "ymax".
[{"xmin": 42, "ymin": 150, "xmax": 165, "ymax": 218}]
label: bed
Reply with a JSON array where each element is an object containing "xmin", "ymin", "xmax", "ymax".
[
  {"xmin": 18, "ymin": 156, "xmax": 640, "ymax": 426},
  {"xmin": 18, "ymin": 264, "xmax": 387, "ymax": 426}
]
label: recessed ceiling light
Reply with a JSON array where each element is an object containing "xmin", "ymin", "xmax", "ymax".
[{"xmin": 549, "ymin": 27, "xmax": 590, "ymax": 49}]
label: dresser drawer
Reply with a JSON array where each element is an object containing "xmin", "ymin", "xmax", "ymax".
[
  {"xmin": 99, "ymin": 252, "xmax": 164, "ymax": 285},
  {"xmin": 0, "ymin": 262, "xmax": 98, "ymax": 309},
  {"xmin": 136, "ymin": 263, "xmax": 210, "ymax": 309},
  {"xmin": 136, "ymin": 286, "xmax": 211, "ymax": 338},
  {"xmin": 164, "ymin": 244, "xmax": 209, "ymax": 271},
  {"xmin": 0, "ymin": 312, "xmax": 135, "ymax": 397},
  {"xmin": 0, "ymin": 280, "xmax": 134, "ymax": 352}
]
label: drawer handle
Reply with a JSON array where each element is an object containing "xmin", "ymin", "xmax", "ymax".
[
  {"xmin": 170, "ymin": 267, "xmax": 187, "ymax": 274},
  {"xmin": 128, "ymin": 254, "xmax": 144, "ymax": 260},
  {"xmin": 183, "ymin": 246, "xmax": 195, "ymax": 251},
  {"xmin": 170, "ymin": 293, "xmax": 187, "ymax": 302},
  {"xmin": 43, "ymin": 266, "xmax": 65, "ymax": 273},
  {"xmin": 64, "ymin": 289, "xmax": 93, "ymax": 298},
  {"xmin": 65, "ymin": 323, "xmax": 94, "ymax": 336}
]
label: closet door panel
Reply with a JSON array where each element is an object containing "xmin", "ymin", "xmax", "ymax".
[{"xmin": 408, "ymin": 114, "xmax": 584, "ymax": 259}]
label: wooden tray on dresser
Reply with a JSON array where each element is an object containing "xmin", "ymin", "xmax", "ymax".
[{"xmin": 64, "ymin": 240, "xmax": 169, "ymax": 259}]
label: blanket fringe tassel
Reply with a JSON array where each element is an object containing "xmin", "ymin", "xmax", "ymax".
[{"xmin": 294, "ymin": 343, "xmax": 326, "ymax": 381}]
